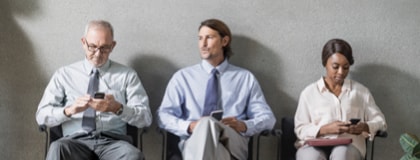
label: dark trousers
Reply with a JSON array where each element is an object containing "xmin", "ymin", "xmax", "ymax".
[{"xmin": 46, "ymin": 132, "xmax": 144, "ymax": 160}]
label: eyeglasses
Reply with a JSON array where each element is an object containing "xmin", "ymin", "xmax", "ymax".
[{"xmin": 85, "ymin": 39, "xmax": 113, "ymax": 53}]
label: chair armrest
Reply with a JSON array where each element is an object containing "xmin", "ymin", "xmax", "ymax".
[
  {"xmin": 38, "ymin": 124, "xmax": 49, "ymax": 159},
  {"xmin": 375, "ymin": 130, "xmax": 387, "ymax": 138},
  {"xmin": 138, "ymin": 127, "xmax": 149, "ymax": 151},
  {"xmin": 271, "ymin": 129, "xmax": 282, "ymax": 137},
  {"xmin": 367, "ymin": 130, "xmax": 388, "ymax": 160},
  {"xmin": 139, "ymin": 127, "xmax": 149, "ymax": 138},
  {"xmin": 39, "ymin": 124, "xmax": 47, "ymax": 132},
  {"xmin": 259, "ymin": 129, "xmax": 271, "ymax": 137},
  {"xmin": 156, "ymin": 127, "xmax": 167, "ymax": 134},
  {"xmin": 156, "ymin": 127, "xmax": 167, "ymax": 160},
  {"xmin": 256, "ymin": 129, "xmax": 280, "ymax": 160},
  {"xmin": 269, "ymin": 128, "xmax": 282, "ymax": 160}
]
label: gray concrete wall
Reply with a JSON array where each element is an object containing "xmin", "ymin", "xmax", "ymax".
[{"xmin": 1, "ymin": 0, "xmax": 419, "ymax": 159}]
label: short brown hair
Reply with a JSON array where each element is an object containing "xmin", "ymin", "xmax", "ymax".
[
  {"xmin": 322, "ymin": 39, "xmax": 354, "ymax": 66},
  {"xmin": 199, "ymin": 19, "xmax": 233, "ymax": 58}
]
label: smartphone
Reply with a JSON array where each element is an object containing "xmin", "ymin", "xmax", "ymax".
[
  {"xmin": 350, "ymin": 118, "xmax": 361, "ymax": 125},
  {"xmin": 210, "ymin": 110, "xmax": 223, "ymax": 121},
  {"xmin": 94, "ymin": 92, "xmax": 105, "ymax": 99}
]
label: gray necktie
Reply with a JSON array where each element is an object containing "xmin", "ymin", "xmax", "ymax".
[
  {"xmin": 82, "ymin": 68, "xmax": 99, "ymax": 132},
  {"xmin": 202, "ymin": 69, "xmax": 219, "ymax": 116}
]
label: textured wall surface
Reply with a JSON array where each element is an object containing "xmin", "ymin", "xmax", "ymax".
[{"xmin": 1, "ymin": 0, "xmax": 419, "ymax": 159}]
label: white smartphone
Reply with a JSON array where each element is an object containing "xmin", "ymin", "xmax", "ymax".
[{"xmin": 210, "ymin": 110, "xmax": 223, "ymax": 121}]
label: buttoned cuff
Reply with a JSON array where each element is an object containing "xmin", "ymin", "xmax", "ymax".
[{"xmin": 55, "ymin": 107, "xmax": 71, "ymax": 122}]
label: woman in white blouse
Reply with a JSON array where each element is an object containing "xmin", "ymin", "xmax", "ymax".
[{"xmin": 294, "ymin": 39, "xmax": 387, "ymax": 160}]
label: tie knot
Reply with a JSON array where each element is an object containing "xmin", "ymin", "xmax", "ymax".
[
  {"xmin": 211, "ymin": 69, "xmax": 218, "ymax": 75},
  {"xmin": 91, "ymin": 68, "xmax": 99, "ymax": 76}
]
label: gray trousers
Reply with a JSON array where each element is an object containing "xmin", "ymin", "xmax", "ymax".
[
  {"xmin": 182, "ymin": 117, "xmax": 249, "ymax": 160},
  {"xmin": 296, "ymin": 144, "xmax": 362, "ymax": 160},
  {"xmin": 46, "ymin": 133, "xmax": 144, "ymax": 160}
]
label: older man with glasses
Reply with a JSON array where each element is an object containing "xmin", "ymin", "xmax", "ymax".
[{"xmin": 36, "ymin": 20, "xmax": 152, "ymax": 160}]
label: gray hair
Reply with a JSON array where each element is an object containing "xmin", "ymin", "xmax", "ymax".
[{"xmin": 84, "ymin": 20, "xmax": 114, "ymax": 38}]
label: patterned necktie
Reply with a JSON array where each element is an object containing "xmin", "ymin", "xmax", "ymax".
[
  {"xmin": 202, "ymin": 69, "xmax": 219, "ymax": 116},
  {"xmin": 82, "ymin": 68, "xmax": 99, "ymax": 132}
]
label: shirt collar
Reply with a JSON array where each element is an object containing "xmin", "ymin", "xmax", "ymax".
[
  {"xmin": 201, "ymin": 59, "xmax": 229, "ymax": 74},
  {"xmin": 317, "ymin": 77, "xmax": 352, "ymax": 93},
  {"xmin": 83, "ymin": 59, "xmax": 111, "ymax": 75}
]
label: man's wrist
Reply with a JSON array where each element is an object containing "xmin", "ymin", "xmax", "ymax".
[
  {"xmin": 242, "ymin": 122, "xmax": 248, "ymax": 133},
  {"xmin": 63, "ymin": 108, "xmax": 71, "ymax": 117},
  {"xmin": 114, "ymin": 104, "xmax": 123, "ymax": 115}
]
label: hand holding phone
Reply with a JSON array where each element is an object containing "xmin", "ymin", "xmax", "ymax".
[{"xmin": 210, "ymin": 110, "xmax": 223, "ymax": 121}]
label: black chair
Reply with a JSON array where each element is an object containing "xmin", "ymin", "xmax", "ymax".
[
  {"xmin": 277, "ymin": 117, "xmax": 387, "ymax": 160},
  {"xmin": 38, "ymin": 124, "xmax": 147, "ymax": 159},
  {"xmin": 158, "ymin": 128, "xmax": 271, "ymax": 160}
]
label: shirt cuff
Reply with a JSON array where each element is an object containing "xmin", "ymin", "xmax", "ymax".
[
  {"xmin": 55, "ymin": 107, "xmax": 71, "ymax": 122},
  {"xmin": 180, "ymin": 120, "xmax": 193, "ymax": 136},
  {"xmin": 242, "ymin": 120, "xmax": 255, "ymax": 136}
]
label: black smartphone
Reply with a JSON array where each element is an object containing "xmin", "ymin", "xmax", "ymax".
[
  {"xmin": 94, "ymin": 92, "xmax": 105, "ymax": 99},
  {"xmin": 350, "ymin": 118, "xmax": 361, "ymax": 125},
  {"xmin": 210, "ymin": 110, "xmax": 223, "ymax": 121}
]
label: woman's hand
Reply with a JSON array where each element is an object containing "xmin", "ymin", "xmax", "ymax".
[
  {"xmin": 348, "ymin": 122, "xmax": 369, "ymax": 135},
  {"xmin": 318, "ymin": 121, "xmax": 349, "ymax": 136}
]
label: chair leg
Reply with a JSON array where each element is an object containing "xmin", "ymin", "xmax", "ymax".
[
  {"xmin": 255, "ymin": 138, "xmax": 259, "ymax": 160},
  {"xmin": 39, "ymin": 125, "xmax": 49, "ymax": 159},
  {"xmin": 45, "ymin": 130, "xmax": 49, "ymax": 159},
  {"xmin": 370, "ymin": 140, "xmax": 375, "ymax": 160},
  {"xmin": 158, "ymin": 129, "xmax": 167, "ymax": 160}
]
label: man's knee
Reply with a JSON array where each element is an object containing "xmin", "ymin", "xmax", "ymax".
[
  {"xmin": 121, "ymin": 148, "xmax": 144, "ymax": 160},
  {"xmin": 199, "ymin": 117, "xmax": 213, "ymax": 124},
  {"xmin": 193, "ymin": 117, "xmax": 216, "ymax": 133},
  {"xmin": 46, "ymin": 139, "xmax": 94, "ymax": 160},
  {"xmin": 108, "ymin": 141, "xmax": 144, "ymax": 160},
  {"xmin": 124, "ymin": 147, "xmax": 144, "ymax": 160},
  {"xmin": 48, "ymin": 139, "xmax": 74, "ymax": 151}
]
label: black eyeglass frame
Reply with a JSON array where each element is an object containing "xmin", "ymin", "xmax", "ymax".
[{"xmin": 84, "ymin": 39, "xmax": 114, "ymax": 53}]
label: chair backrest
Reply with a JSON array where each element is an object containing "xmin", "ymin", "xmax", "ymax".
[
  {"xmin": 281, "ymin": 117, "xmax": 297, "ymax": 160},
  {"xmin": 162, "ymin": 131, "xmax": 254, "ymax": 160}
]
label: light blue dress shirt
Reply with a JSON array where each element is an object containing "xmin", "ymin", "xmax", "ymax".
[
  {"xmin": 158, "ymin": 59, "xmax": 276, "ymax": 138},
  {"xmin": 36, "ymin": 59, "xmax": 152, "ymax": 136}
]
